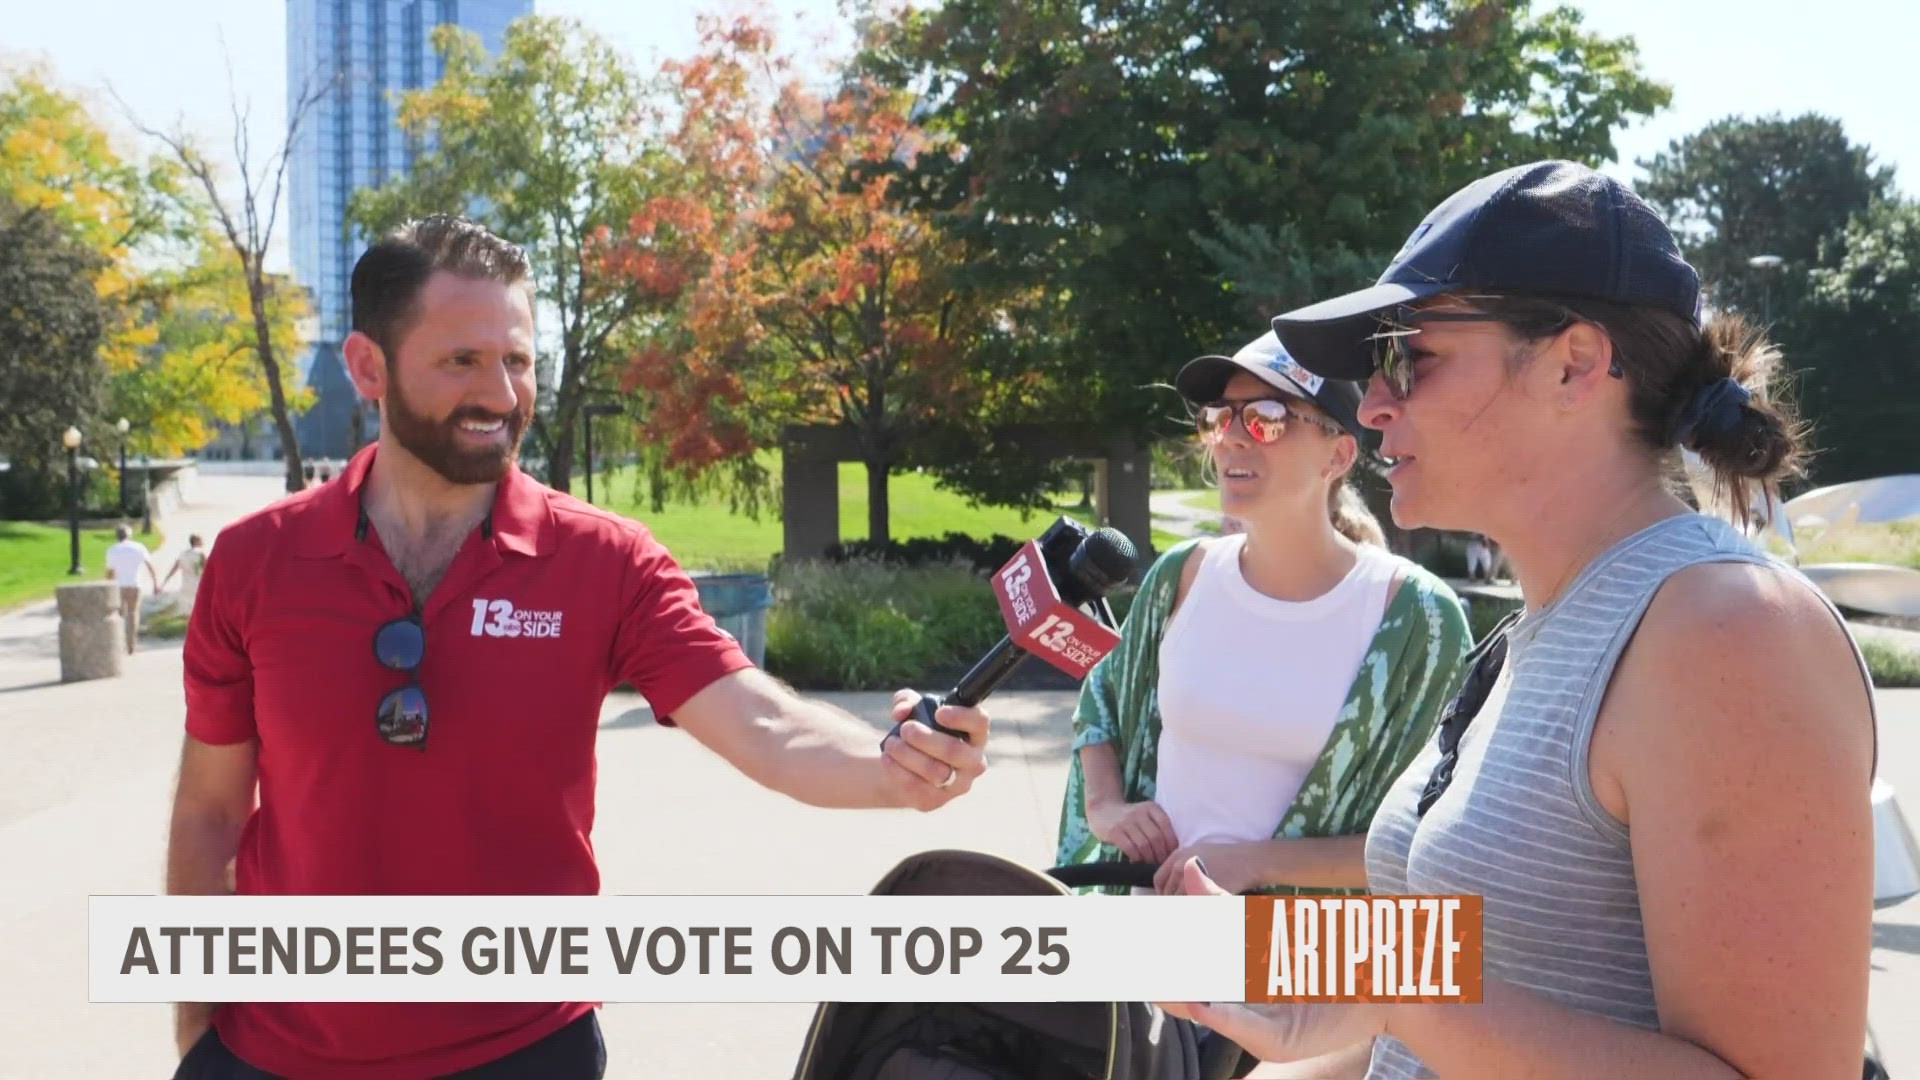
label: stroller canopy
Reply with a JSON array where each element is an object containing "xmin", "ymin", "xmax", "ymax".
[{"xmin": 790, "ymin": 849, "xmax": 1239, "ymax": 1080}]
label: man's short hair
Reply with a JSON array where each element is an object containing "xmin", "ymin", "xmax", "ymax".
[
  {"xmin": 115, "ymin": 524, "xmax": 131, "ymax": 541},
  {"xmin": 350, "ymin": 215, "xmax": 532, "ymax": 361}
]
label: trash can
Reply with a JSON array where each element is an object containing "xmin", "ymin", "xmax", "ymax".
[{"xmin": 691, "ymin": 572, "xmax": 773, "ymax": 668}]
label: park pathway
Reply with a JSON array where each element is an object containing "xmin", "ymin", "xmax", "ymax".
[{"xmin": 1150, "ymin": 489, "xmax": 1222, "ymax": 539}]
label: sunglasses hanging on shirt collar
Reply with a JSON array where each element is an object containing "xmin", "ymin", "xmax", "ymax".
[
  {"xmin": 373, "ymin": 615, "xmax": 430, "ymax": 750},
  {"xmin": 1416, "ymin": 608, "xmax": 1524, "ymax": 818},
  {"xmin": 354, "ymin": 488, "xmax": 495, "ymax": 751}
]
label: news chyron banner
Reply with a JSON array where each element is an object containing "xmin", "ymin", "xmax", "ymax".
[
  {"xmin": 990, "ymin": 540, "xmax": 1121, "ymax": 678},
  {"xmin": 90, "ymin": 895, "xmax": 1482, "ymax": 1004}
]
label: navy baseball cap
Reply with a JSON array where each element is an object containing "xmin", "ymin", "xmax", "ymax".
[
  {"xmin": 1271, "ymin": 160, "xmax": 1703, "ymax": 381},
  {"xmin": 1175, "ymin": 330, "xmax": 1365, "ymax": 439}
]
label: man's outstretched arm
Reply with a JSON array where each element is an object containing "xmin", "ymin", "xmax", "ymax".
[{"xmin": 668, "ymin": 669, "xmax": 988, "ymax": 811}]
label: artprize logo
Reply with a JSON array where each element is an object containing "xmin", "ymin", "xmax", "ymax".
[
  {"xmin": 469, "ymin": 598, "xmax": 565, "ymax": 639},
  {"xmin": 1264, "ymin": 352, "xmax": 1324, "ymax": 396}
]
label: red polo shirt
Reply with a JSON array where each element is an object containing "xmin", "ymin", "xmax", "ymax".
[{"xmin": 182, "ymin": 444, "xmax": 754, "ymax": 1078}]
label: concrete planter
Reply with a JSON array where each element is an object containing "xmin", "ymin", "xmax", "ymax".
[{"xmin": 54, "ymin": 581, "xmax": 124, "ymax": 682}]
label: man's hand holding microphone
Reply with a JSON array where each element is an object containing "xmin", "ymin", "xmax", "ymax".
[
  {"xmin": 880, "ymin": 691, "xmax": 990, "ymax": 810},
  {"xmin": 880, "ymin": 518, "xmax": 1139, "ymax": 813}
]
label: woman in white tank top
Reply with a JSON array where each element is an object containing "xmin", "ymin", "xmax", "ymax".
[
  {"xmin": 1055, "ymin": 329, "xmax": 1473, "ymax": 908},
  {"xmin": 1159, "ymin": 163, "xmax": 1880, "ymax": 1080}
]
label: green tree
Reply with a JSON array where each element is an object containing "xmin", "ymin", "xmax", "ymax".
[
  {"xmin": 1637, "ymin": 113, "xmax": 1908, "ymax": 483},
  {"xmin": 855, "ymin": 0, "xmax": 1670, "ymax": 475},
  {"xmin": 350, "ymin": 16, "xmax": 669, "ymax": 495},
  {"xmin": 0, "ymin": 200, "xmax": 112, "ymax": 507},
  {"xmin": 1637, "ymin": 112, "xmax": 1894, "ymax": 319},
  {"xmin": 1791, "ymin": 200, "xmax": 1920, "ymax": 484}
]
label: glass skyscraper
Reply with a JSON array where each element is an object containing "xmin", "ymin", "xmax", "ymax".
[{"xmin": 285, "ymin": 0, "xmax": 530, "ymax": 458}]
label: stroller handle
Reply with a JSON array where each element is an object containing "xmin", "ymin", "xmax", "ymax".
[{"xmin": 1046, "ymin": 860, "xmax": 1161, "ymax": 890}]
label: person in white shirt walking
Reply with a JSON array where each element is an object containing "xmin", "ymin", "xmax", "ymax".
[
  {"xmin": 159, "ymin": 533, "xmax": 209, "ymax": 617},
  {"xmin": 102, "ymin": 525, "xmax": 157, "ymax": 654}
]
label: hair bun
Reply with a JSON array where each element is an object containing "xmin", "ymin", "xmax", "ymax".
[{"xmin": 1674, "ymin": 378, "xmax": 1753, "ymax": 450}]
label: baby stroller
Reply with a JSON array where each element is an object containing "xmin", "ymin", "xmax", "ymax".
[{"xmin": 790, "ymin": 849, "xmax": 1255, "ymax": 1080}]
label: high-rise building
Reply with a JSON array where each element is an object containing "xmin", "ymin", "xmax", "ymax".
[{"xmin": 284, "ymin": 0, "xmax": 530, "ymax": 459}]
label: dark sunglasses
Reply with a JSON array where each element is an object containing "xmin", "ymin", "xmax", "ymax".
[
  {"xmin": 1372, "ymin": 303, "xmax": 1616, "ymax": 401},
  {"xmin": 373, "ymin": 616, "xmax": 430, "ymax": 750},
  {"xmin": 1416, "ymin": 609, "xmax": 1523, "ymax": 818},
  {"xmin": 1196, "ymin": 397, "xmax": 1345, "ymax": 445}
]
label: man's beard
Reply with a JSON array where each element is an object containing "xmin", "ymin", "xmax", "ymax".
[{"xmin": 382, "ymin": 372, "xmax": 529, "ymax": 485}]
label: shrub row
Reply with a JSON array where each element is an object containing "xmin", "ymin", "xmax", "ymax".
[
  {"xmin": 763, "ymin": 553, "xmax": 1141, "ymax": 691},
  {"xmin": 820, "ymin": 532, "xmax": 1026, "ymax": 575},
  {"xmin": 764, "ymin": 559, "xmax": 1007, "ymax": 691}
]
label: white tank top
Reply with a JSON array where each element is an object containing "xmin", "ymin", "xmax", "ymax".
[{"xmin": 1153, "ymin": 534, "xmax": 1402, "ymax": 848}]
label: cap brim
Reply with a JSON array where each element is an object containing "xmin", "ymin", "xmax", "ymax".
[
  {"xmin": 1175, "ymin": 353, "xmax": 1320, "ymax": 405},
  {"xmin": 1270, "ymin": 281, "xmax": 1452, "ymax": 381},
  {"xmin": 1175, "ymin": 355, "xmax": 1244, "ymax": 403}
]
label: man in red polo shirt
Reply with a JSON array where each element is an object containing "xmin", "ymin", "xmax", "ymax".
[{"xmin": 167, "ymin": 216, "xmax": 991, "ymax": 1079}]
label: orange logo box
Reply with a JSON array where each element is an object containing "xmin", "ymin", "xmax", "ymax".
[{"xmin": 1241, "ymin": 895, "xmax": 1484, "ymax": 1004}]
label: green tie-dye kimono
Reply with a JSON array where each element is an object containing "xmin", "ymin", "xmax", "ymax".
[{"xmin": 1055, "ymin": 537, "xmax": 1474, "ymax": 896}]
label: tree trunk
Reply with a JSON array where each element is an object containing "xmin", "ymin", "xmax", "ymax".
[
  {"xmin": 248, "ymin": 277, "xmax": 305, "ymax": 492},
  {"xmin": 547, "ymin": 410, "xmax": 575, "ymax": 494},
  {"xmin": 866, "ymin": 458, "xmax": 890, "ymax": 545}
]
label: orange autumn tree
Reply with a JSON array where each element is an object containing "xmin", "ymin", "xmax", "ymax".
[{"xmin": 608, "ymin": 14, "xmax": 1005, "ymax": 544}]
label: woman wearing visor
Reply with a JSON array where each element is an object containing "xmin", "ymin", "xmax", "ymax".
[
  {"xmin": 1162, "ymin": 161, "xmax": 1879, "ymax": 1080},
  {"xmin": 1054, "ymin": 329, "xmax": 1472, "ymax": 910}
]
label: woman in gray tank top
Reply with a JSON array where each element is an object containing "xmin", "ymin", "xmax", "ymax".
[{"xmin": 1157, "ymin": 161, "xmax": 1880, "ymax": 1079}]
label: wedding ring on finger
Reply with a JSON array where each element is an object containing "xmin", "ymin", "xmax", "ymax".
[{"xmin": 938, "ymin": 766, "xmax": 957, "ymax": 789}]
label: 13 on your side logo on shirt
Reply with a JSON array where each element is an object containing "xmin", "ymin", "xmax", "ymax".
[{"xmin": 470, "ymin": 599, "xmax": 565, "ymax": 639}]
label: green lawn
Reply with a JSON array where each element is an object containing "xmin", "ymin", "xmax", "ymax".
[
  {"xmin": 1775, "ymin": 522, "xmax": 1920, "ymax": 570},
  {"xmin": 0, "ymin": 522, "xmax": 164, "ymax": 610},
  {"xmin": 593, "ymin": 462, "xmax": 1182, "ymax": 570}
]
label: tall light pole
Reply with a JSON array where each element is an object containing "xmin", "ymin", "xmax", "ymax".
[
  {"xmin": 580, "ymin": 402, "xmax": 623, "ymax": 505},
  {"xmin": 1748, "ymin": 254, "xmax": 1785, "ymax": 325},
  {"xmin": 63, "ymin": 426, "xmax": 83, "ymax": 575},
  {"xmin": 115, "ymin": 417, "xmax": 130, "ymax": 514}
]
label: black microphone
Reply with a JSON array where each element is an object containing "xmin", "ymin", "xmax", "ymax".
[{"xmin": 891, "ymin": 519, "xmax": 1140, "ymax": 747}]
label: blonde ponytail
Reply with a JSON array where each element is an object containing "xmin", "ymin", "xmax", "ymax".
[{"xmin": 1328, "ymin": 479, "xmax": 1385, "ymax": 546}]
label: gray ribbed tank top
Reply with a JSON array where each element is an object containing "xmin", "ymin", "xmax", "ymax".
[{"xmin": 1361, "ymin": 512, "xmax": 1873, "ymax": 1079}]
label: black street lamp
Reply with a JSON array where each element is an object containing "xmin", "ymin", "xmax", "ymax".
[
  {"xmin": 140, "ymin": 452, "xmax": 154, "ymax": 536},
  {"xmin": 63, "ymin": 425, "xmax": 83, "ymax": 575},
  {"xmin": 579, "ymin": 402, "xmax": 623, "ymax": 505},
  {"xmin": 115, "ymin": 417, "xmax": 130, "ymax": 515}
]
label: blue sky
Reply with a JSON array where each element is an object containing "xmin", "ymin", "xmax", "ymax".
[{"xmin": 6, "ymin": 0, "xmax": 1913, "ymax": 273}]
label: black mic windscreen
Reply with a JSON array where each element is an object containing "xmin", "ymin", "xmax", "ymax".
[{"xmin": 1063, "ymin": 527, "xmax": 1138, "ymax": 603}]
